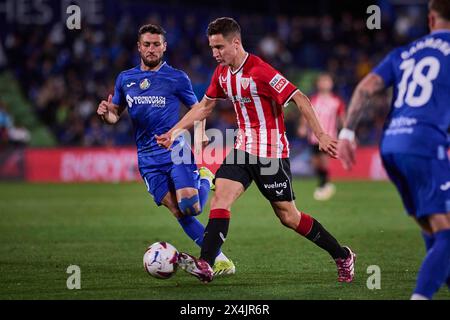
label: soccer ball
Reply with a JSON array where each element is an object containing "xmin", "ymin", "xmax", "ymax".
[{"xmin": 143, "ymin": 241, "xmax": 179, "ymax": 279}]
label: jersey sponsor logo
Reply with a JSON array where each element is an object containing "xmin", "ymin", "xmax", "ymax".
[
  {"xmin": 389, "ymin": 116, "xmax": 417, "ymax": 126},
  {"xmin": 275, "ymin": 189, "xmax": 284, "ymax": 196},
  {"xmin": 126, "ymin": 94, "xmax": 134, "ymax": 108},
  {"xmin": 230, "ymin": 95, "xmax": 252, "ymax": 104},
  {"xmin": 241, "ymin": 77, "xmax": 250, "ymax": 90},
  {"xmin": 440, "ymin": 182, "xmax": 450, "ymax": 191},
  {"xmin": 127, "ymin": 95, "xmax": 166, "ymax": 108},
  {"xmin": 126, "ymin": 82, "xmax": 136, "ymax": 88},
  {"xmin": 140, "ymin": 78, "xmax": 151, "ymax": 90},
  {"xmin": 385, "ymin": 116, "xmax": 417, "ymax": 136},
  {"xmin": 263, "ymin": 180, "xmax": 288, "ymax": 189},
  {"xmin": 269, "ymin": 74, "xmax": 288, "ymax": 93}
]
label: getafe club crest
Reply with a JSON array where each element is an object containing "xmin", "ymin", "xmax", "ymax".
[
  {"xmin": 140, "ymin": 78, "xmax": 150, "ymax": 90},
  {"xmin": 241, "ymin": 77, "xmax": 250, "ymax": 90}
]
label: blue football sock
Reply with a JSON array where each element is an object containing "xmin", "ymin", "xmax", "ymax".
[
  {"xmin": 421, "ymin": 232, "xmax": 434, "ymax": 251},
  {"xmin": 198, "ymin": 178, "xmax": 210, "ymax": 211},
  {"xmin": 177, "ymin": 215, "xmax": 223, "ymax": 259},
  {"xmin": 178, "ymin": 215, "xmax": 205, "ymax": 247},
  {"xmin": 414, "ymin": 229, "xmax": 450, "ymax": 299},
  {"xmin": 421, "ymin": 232, "xmax": 450, "ymax": 290}
]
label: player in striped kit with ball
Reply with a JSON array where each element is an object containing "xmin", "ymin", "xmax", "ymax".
[{"xmin": 157, "ymin": 17, "xmax": 356, "ymax": 283}]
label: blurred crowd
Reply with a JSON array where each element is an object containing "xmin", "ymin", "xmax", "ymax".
[{"xmin": 1, "ymin": 1, "xmax": 428, "ymax": 148}]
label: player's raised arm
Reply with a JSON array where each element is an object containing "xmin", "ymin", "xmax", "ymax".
[
  {"xmin": 337, "ymin": 73, "xmax": 385, "ymax": 170},
  {"xmin": 291, "ymin": 91, "xmax": 338, "ymax": 159},
  {"xmin": 156, "ymin": 97, "xmax": 216, "ymax": 149},
  {"xmin": 97, "ymin": 94, "xmax": 125, "ymax": 125},
  {"xmin": 297, "ymin": 113, "xmax": 309, "ymax": 139},
  {"xmin": 343, "ymin": 73, "xmax": 386, "ymax": 133}
]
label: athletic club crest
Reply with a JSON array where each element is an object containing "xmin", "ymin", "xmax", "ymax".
[
  {"xmin": 240, "ymin": 77, "xmax": 250, "ymax": 90},
  {"xmin": 140, "ymin": 78, "xmax": 150, "ymax": 90}
]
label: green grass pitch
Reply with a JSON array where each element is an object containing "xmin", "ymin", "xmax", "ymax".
[{"xmin": 0, "ymin": 180, "xmax": 449, "ymax": 300}]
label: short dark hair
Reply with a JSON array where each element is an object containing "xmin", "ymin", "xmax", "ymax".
[
  {"xmin": 207, "ymin": 17, "xmax": 241, "ymax": 39},
  {"xmin": 138, "ymin": 24, "xmax": 166, "ymax": 41},
  {"xmin": 429, "ymin": 0, "xmax": 450, "ymax": 21}
]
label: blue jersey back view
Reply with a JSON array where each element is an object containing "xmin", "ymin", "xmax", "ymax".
[
  {"xmin": 373, "ymin": 30, "xmax": 450, "ymax": 218},
  {"xmin": 373, "ymin": 30, "xmax": 450, "ymax": 160},
  {"xmin": 112, "ymin": 62, "xmax": 200, "ymax": 205}
]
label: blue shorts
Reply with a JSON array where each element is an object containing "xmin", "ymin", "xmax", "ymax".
[
  {"xmin": 381, "ymin": 153, "xmax": 450, "ymax": 219},
  {"xmin": 139, "ymin": 161, "xmax": 200, "ymax": 206}
]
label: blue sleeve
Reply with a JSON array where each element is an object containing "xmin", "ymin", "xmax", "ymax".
[
  {"xmin": 112, "ymin": 73, "xmax": 125, "ymax": 106},
  {"xmin": 175, "ymin": 71, "xmax": 198, "ymax": 108},
  {"xmin": 372, "ymin": 50, "xmax": 396, "ymax": 87}
]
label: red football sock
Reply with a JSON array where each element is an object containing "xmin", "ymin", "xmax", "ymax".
[
  {"xmin": 200, "ymin": 209, "xmax": 231, "ymax": 266},
  {"xmin": 295, "ymin": 212, "xmax": 348, "ymax": 259},
  {"xmin": 295, "ymin": 212, "xmax": 313, "ymax": 236}
]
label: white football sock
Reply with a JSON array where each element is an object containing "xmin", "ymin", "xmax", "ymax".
[{"xmin": 214, "ymin": 252, "xmax": 229, "ymax": 262}]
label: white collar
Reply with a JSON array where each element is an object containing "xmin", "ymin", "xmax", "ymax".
[{"xmin": 230, "ymin": 53, "xmax": 249, "ymax": 75}]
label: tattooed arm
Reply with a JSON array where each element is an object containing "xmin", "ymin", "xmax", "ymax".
[{"xmin": 337, "ymin": 73, "xmax": 386, "ymax": 170}]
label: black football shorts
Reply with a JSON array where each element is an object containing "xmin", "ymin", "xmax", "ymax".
[{"xmin": 215, "ymin": 149, "xmax": 295, "ymax": 202}]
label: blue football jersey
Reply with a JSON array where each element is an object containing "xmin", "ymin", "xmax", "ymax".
[
  {"xmin": 112, "ymin": 62, "xmax": 198, "ymax": 164},
  {"xmin": 373, "ymin": 30, "xmax": 450, "ymax": 159}
]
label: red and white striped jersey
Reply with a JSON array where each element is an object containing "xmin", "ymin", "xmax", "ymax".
[
  {"xmin": 308, "ymin": 93, "xmax": 345, "ymax": 145},
  {"xmin": 205, "ymin": 53, "xmax": 298, "ymax": 158}
]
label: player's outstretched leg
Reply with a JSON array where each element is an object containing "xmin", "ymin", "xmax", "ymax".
[
  {"xmin": 198, "ymin": 167, "xmax": 235, "ymax": 275},
  {"xmin": 177, "ymin": 171, "xmax": 235, "ymax": 277},
  {"xmin": 161, "ymin": 187, "xmax": 234, "ymax": 276},
  {"xmin": 412, "ymin": 227, "xmax": 450, "ymax": 299},
  {"xmin": 180, "ymin": 178, "xmax": 243, "ymax": 283},
  {"xmin": 177, "ymin": 214, "xmax": 235, "ymax": 276},
  {"xmin": 272, "ymin": 201, "xmax": 356, "ymax": 282},
  {"xmin": 297, "ymin": 212, "xmax": 355, "ymax": 283},
  {"xmin": 178, "ymin": 216, "xmax": 231, "ymax": 282},
  {"xmin": 200, "ymin": 178, "xmax": 244, "ymax": 277},
  {"xmin": 198, "ymin": 208, "xmax": 231, "ymax": 274},
  {"xmin": 421, "ymin": 232, "xmax": 450, "ymax": 291}
]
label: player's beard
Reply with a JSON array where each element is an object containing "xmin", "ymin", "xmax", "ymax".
[{"xmin": 142, "ymin": 55, "xmax": 163, "ymax": 69}]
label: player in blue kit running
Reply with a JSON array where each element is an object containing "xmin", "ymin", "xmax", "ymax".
[
  {"xmin": 338, "ymin": 0, "xmax": 450, "ymax": 299},
  {"xmin": 96, "ymin": 24, "xmax": 235, "ymax": 276}
]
